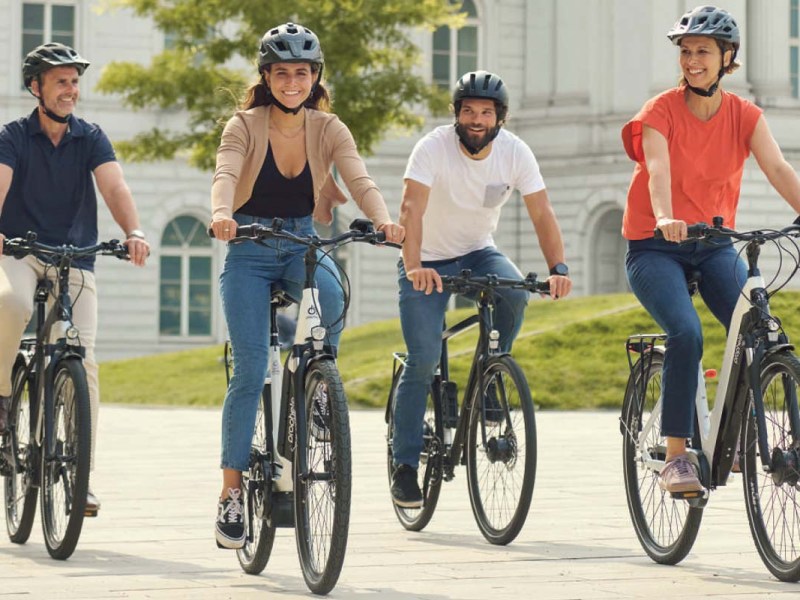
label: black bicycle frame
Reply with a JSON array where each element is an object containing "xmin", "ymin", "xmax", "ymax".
[{"xmin": 437, "ymin": 290, "xmax": 501, "ymax": 475}]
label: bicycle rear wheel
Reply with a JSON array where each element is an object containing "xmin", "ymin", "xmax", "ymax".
[
  {"xmin": 4, "ymin": 364, "xmax": 38, "ymax": 544},
  {"xmin": 465, "ymin": 355, "xmax": 536, "ymax": 545},
  {"xmin": 40, "ymin": 358, "xmax": 90, "ymax": 560},
  {"xmin": 386, "ymin": 364, "xmax": 443, "ymax": 531},
  {"xmin": 294, "ymin": 360, "xmax": 351, "ymax": 595},
  {"xmin": 741, "ymin": 350, "xmax": 800, "ymax": 582},
  {"xmin": 621, "ymin": 350, "xmax": 702, "ymax": 564},
  {"xmin": 237, "ymin": 386, "xmax": 276, "ymax": 574}
]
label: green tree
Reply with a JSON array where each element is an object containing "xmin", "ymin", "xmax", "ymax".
[{"xmin": 96, "ymin": 0, "xmax": 462, "ymax": 170}]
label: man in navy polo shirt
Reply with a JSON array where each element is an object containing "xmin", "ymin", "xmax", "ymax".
[{"xmin": 0, "ymin": 43, "xmax": 150, "ymax": 515}]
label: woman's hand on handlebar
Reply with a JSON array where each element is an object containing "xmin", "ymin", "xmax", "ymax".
[
  {"xmin": 210, "ymin": 217, "xmax": 238, "ymax": 242},
  {"xmin": 655, "ymin": 217, "xmax": 688, "ymax": 243},
  {"xmin": 378, "ymin": 221, "xmax": 405, "ymax": 244},
  {"xmin": 0, "ymin": 232, "xmax": 5, "ymax": 257},
  {"xmin": 406, "ymin": 267, "xmax": 443, "ymax": 295}
]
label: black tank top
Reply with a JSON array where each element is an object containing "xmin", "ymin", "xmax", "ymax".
[{"xmin": 237, "ymin": 145, "xmax": 314, "ymax": 218}]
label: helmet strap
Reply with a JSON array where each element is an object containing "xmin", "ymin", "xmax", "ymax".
[{"xmin": 454, "ymin": 122, "xmax": 501, "ymax": 155}]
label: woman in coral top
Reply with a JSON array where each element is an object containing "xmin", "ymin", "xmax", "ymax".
[{"xmin": 621, "ymin": 6, "xmax": 800, "ymax": 494}]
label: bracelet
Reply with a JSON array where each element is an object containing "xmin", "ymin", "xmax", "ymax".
[{"xmin": 127, "ymin": 229, "xmax": 146, "ymax": 240}]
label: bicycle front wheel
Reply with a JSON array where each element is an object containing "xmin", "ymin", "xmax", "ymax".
[
  {"xmin": 294, "ymin": 360, "xmax": 351, "ymax": 595},
  {"xmin": 4, "ymin": 364, "xmax": 38, "ymax": 544},
  {"xmin": 621, "ymin": 351, "xmax": 702, "ymax": 564},
  {"xmin": 40, "ymin": 358, "xmax": 90, "ymax": 560},
  {"xmin": 237, "ymin": 385, "xmax": 276, "ymax": 574},
  {"xmin": 386, "ymin": 364, "xmax": 443, "ymax": 531},
  {"xmin": 465, "ymin": 355, "xmax": 536, "ymax": 545},
  {"xmin": 741, "ymin": 350, "xmax": 800, "ymax": 582}
]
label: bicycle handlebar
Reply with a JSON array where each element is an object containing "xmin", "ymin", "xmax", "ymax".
[
  {"xmin": 653, "ymin": 217, "xmax": 800, "ymax": 244},
  {"xmin": 2, "ymin": 232, "xmax": 130, "ymax": 261},
  {"xmin": 208, "ymin": 217, "xmax": 396, "ymax": 248},
  {"xmin": 440, "ymin": 269, "xmax": 550, "ymax": 295}
]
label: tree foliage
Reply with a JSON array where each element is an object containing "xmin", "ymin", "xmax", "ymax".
[{"xmin": 97, "ymin": 0, "xmax": 462, "ymax": 170}]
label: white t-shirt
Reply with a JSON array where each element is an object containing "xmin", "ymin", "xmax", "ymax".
[{"xmin": 404, "ymin": 125, "xmax": 546, "ymax": 261}]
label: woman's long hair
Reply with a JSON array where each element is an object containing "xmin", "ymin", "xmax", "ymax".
[{"xmin": 240, "ymin": 63, "xmax": 331, "ymax": 112}]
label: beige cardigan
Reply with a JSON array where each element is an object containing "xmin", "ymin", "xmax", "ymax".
[{"xmin": 211, "ymin": 106, "xmax": 390, "ymax": 227}]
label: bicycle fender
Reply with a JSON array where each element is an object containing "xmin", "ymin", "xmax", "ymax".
[{"xmin": 764, "ymin": 343, "xmax": 795, "ymax": 358}]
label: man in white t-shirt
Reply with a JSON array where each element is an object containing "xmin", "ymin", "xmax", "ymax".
[{"xmin": 390, "ymin": 70, "xmax": 572, "ymax": 508}]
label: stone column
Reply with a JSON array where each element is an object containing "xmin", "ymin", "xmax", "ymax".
[{"xmin": 746, "ymin": 0, "xmax": 792, "ymax": 105}]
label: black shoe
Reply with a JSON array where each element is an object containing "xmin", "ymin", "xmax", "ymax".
[
  {"xmin": 391, "ymin": 464, "xmax": 423, "ymax": 508},
  {"xmin": 311, "ymin": 393, "xmax": 331, "ymax": 442},
  {"xmin": 483, "ymin": 383, "xmax": 504, "ymax": 424},
  {"xmin": 215, "ymin": 488, "xmax": 245, "ymax": 549},
  {"xmin": 0, "ymin": 396, "xmax": 9, "ymax": 434}
]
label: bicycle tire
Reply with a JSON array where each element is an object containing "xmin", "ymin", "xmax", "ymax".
[
  {"xmin": 294, "ymin": 360, "xmax": 351, "ymax": 595},
  {"xmin": 622, "ymin": 350, "xmax": 702, "ymax": 564},
  {"xmin": 741, "ymin": 350, "xmax": 800, "ymax": 582},
  {"xmin": 237, "ymin": 386, "xmax": 276, "ymax": 574},
  {"xmin": 4, "ymin": 364, "xmax": 38, "ymax": 544},
  {"xmin": 40, "ymin": 358, "xmax": 90, "ymax": 560},
  {"xmin": 465, "ymin": 355, "xmax": 536, "ymax": 545},
  {"xmin": 386, "ymin": 364, "xmax": 443, "ymax": 531}
]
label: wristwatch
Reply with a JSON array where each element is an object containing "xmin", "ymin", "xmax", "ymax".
[
  {"xmin": 127, "ymin": 229, "xmax": 146, "ymax": 240},
  {"xmin": 549, "ymin": 262, "xmax": 569, "ymax": 276}
]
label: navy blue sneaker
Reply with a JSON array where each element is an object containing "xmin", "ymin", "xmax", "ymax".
[{"xmin": 215, "ymin": 488, "xmax": 245, "ymax": 549}]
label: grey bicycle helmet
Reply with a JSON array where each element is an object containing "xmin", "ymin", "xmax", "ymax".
[
  {"xmin": 258, "ymin": 22, "xmax": 324, "ymax": 70},
  {"xmin": 452, "ymin": 70, "xmax": 509, "ymax": 123},
  {"xmin": 667, "ymin": 6, "xmax": 740, "ymax": 52},
  {"xmin": 23, "ymin": 42, "xmax": 90, "ymax": 90}
]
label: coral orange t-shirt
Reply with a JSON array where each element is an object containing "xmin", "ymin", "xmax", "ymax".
[{"xmin": 620, "ymin": 87, "xmax": 762, "ymax": 240}]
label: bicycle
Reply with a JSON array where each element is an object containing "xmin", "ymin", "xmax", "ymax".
[
  {"xmin": 0, "ymin": 232, "xmax": 129, "ymax": 560},
  {"xmin": 215, "ymin": 218, "xmax": 391, "ymax": 595},
  {"xmin": 620, "ymin": 217, "xmax": 800, "ymax": 581},
  {"xmin": 385, "ymin": 269, "xmax": 549, "ymax": 545}
]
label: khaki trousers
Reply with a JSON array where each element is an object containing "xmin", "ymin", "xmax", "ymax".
[{"xmin": 0, "ymin": 254, "xmax": 99, "ymax": 470}]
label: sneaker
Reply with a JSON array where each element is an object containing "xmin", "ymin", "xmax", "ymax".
[
  {"xmin": 659, "ymin": 455, "xmax": 703, "ymax": 494},
  {"xmin": 215, "ymin": 487, "xmax": 245, "ymax": 549},
  {"xmin": 391, "ymin": 464, "xmax": 423, "ymax": 508},
  {"xmin": 85, "ymin": 488, "xmax": 101, "ymax": 517},
  {"xmin": 311, "ymin": 392, "xmax": 331, "ymax": 442},
  {"xmin": 0, "ymin": 396, "xmax": 9, "ymax": 434},
  {"xmin": 483, "ymin": 383, "xmax": 504, "ymax": 424}
]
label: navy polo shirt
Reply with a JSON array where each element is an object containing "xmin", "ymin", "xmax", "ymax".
[{"xmin": 0, "ymin": 109, "xmax": 117, "ymax": 270}]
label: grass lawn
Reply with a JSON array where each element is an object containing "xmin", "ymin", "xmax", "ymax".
[{"xmin": 99, "ymin": 292, "xmax": 800, "ymax": 410}]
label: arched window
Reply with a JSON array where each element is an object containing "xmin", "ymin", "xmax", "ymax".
[
  {"xmin": 589, "ymin": 208, "xmax": 628, "ymax": 295},
  {"xmin": 159, "ymin": 215, "xmax": 213, "ymax": 337},
  {"xmin": 433, "ymin": 0, "xmax": 480, "ymax": 88}
]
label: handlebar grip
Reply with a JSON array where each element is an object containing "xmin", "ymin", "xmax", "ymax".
[{"xmin": 653, "ymin": 222, "xmax": 708, "ymax": 240}]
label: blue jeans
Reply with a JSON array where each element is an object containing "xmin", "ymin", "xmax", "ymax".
[
  {"xmin": 625, "ymin": 237, "xmax": 746, "ymax": 438},
  {"xmin": 220, "ymin": 214, "xmax": 344, "ymax": 471},
  {"xmin": 392, "ymin": 247, "xmax": 529, "ymax": 468}
]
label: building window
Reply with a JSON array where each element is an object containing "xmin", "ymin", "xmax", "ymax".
[
  {"xmin": 160, "ymin": 216, "xmax": 213, "ymax": 337},
  {"xmin": 22, "ymin": 2, "xmax": 75, "ymax": 59},
  {"xmin": 792, "ymin": 0, "xmax": 799, "ymax": 97},
  {"xmin": 432, "ymin": 0, "xmax": 480, "ymax": 88}
]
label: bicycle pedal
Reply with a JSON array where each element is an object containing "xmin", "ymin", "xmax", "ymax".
[{"xmin": 670, "ymin": 488, "xmax": 708, "ymax": 501}]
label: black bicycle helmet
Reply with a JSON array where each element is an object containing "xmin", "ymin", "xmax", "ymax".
[
  {"xmin": 23, "ymin": 42, "xmax": 90, "ymax": 90},
  {"xmin": 667, "ymin": 6, "xmax": 740, "ymax": 52},
  {"xmin": 452, "ymin": 70, "xmax": 509, "ymax": 122},
  {"xmin": 258, "ymin": 22, "xmax": 324, "ymax": 70}
]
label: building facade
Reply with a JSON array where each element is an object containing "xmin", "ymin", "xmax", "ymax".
[{"xmin": 2, "ymin": 0, "xmax": 799, "ymax": 360}]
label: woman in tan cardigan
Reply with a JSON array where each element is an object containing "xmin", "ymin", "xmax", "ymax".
[{"xmin": 210, "ymin": 22, "xmax": 404, "ymax": 549}]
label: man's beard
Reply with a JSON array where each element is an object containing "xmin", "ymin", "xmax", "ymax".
[{"xmin": 455, "ymin": 123, "xmax": 500, "ymax": 155}]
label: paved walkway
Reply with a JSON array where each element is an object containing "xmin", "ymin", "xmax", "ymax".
[{"xmin": 0, "ymin": 407, "xmax": 797, "ymax": 598}]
